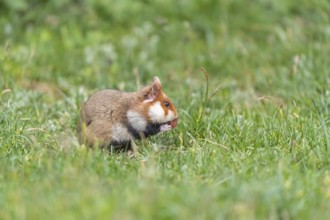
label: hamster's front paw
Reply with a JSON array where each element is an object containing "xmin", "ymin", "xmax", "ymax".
[{"xmin": 160, "ymin": 124, "xmax": 172, "ymax": 132}]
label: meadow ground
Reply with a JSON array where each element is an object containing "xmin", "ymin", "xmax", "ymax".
[{"xmin": 1, "ymin": 1, "xmax": 330, "ymax": 219}]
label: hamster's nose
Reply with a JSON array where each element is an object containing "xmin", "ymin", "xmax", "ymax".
[{"xmin": 171, "ymin": 117, "xmax": 178, "ymax": 128}]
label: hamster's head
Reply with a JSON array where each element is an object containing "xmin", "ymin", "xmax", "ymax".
[{"xmin": 142, "ymin": 76, "xmax": 178, "ymax": 129}]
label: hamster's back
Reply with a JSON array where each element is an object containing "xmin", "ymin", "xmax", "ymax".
[{"xmin": 78, "ymin": 90, "xmax": 133, "ymax": 147}]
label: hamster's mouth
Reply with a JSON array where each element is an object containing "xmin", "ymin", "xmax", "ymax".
[{"xmin": 163, "ymin": 117, "xmax": 178, "ymax": 128}]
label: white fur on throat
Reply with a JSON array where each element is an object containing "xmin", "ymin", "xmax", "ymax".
[
  {"xmin": 112, "ymin": 123, "xmax": 132, "ymax": 142},
  {"xmin": 127, "ymin": 110, "xmax": 147, "ymax": 131},
  {"xmin": 148, "ymin": 101, "xmax": 175, "ymax": 123}
]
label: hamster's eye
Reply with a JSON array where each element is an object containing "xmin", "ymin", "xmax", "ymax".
[{"xmin": 164, "ymin": 101, "xmax": 170, "ymax": 108}]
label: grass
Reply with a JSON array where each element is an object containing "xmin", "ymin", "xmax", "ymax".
[{"xmin": 1, "ymin": 0, "xmax": 330, "ymax": 219}]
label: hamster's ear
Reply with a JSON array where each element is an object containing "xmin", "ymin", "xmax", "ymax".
[{"xmin": 144, "ymin": 76, "xmax": 162, "ymax": 103}]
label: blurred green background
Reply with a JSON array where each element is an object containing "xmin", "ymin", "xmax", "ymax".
[{"xmin": 1, "ymin": 0, "xmax": 329, "ymax": 95}]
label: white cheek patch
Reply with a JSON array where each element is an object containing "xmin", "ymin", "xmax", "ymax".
[
  {"xmin": 127, "ymin": 110, "xmax": 147, "ymax": 131},
  {"xmin": 111, "ymin": 123, "xmax": 132, "ymax": 142},
  {"xmin": 165, "ymin": 110, "xmax": 175, "ymax": 121},
  {"xmin": 148, "ymin": 101, "xmax": 165, "ymax": 123}
]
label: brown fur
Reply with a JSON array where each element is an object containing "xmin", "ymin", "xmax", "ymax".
[{"xmin": 78, "ymin": 77, "xmax": 177, "ymax": 149}]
